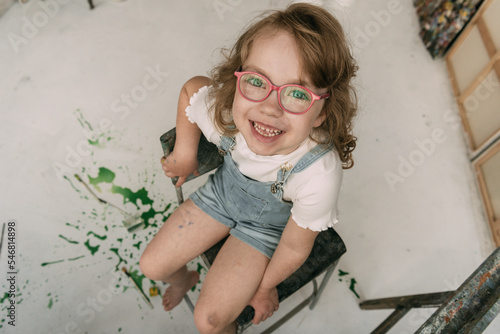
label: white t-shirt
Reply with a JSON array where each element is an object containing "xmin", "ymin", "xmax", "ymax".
[{"xmin": 185, "ymin": 86, "xmax": 342, "ymax": 231}]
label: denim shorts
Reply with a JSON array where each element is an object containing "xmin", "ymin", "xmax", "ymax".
[{"xmin": 189, "ymin": 158, "xmax": 291, "ymax": 259}]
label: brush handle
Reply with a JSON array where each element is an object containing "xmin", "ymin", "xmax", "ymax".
[
  {"xmin": 74, "ymin": 174, "xmax": 128, "ymax": 215},
  {"xmin": 122, "ymin": 267, "xmax": 153, "ymax": 309}
]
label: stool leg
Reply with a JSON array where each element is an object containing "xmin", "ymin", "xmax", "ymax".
[
  {"xmin": 184, "ymin": 295, "xmax": 195, "ymax": 313},
  {"xmin": 309, "ymin": 260, "xmax": 339, "ymax": 310}
]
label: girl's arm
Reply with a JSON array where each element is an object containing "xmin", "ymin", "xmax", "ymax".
[
  {"xmin": 162, "ymin": 76, "xmax": 212, "ymax": 187},
  {"xmin": 249, "ymin": 218, "xmax": 319, "ymax": 324}
]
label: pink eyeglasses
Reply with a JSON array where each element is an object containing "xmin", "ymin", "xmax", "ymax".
[{"xmin": 234, "ymin": 69, "xmax": 330, "ymax": 115}]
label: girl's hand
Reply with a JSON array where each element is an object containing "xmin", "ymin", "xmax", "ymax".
[
  {"xmin": 248, "ymin": 286, "xmax": 279, "ymax": 325},
  {"xmin": 161, "ymin": 150, "xmax": 199, "ymax": 187}
]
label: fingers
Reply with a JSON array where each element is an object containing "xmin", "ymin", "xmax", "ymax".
[
  {"xmin": 252, "ymin": 310, "xmax": 277, "ymax": 325},
  {"xmin": 175, "ymin": 176, "xmax": 187, "ymax": 188}
]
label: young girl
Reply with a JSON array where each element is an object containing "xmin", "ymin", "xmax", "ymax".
[{"xmin": 140, "ymin": 3, "xmax": 357, "ymax": 333}]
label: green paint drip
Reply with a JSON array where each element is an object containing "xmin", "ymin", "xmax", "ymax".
[
  {"xmin": 87, "ymin": 231, "xmax": 107, "ymax": 240},
  {"xmin": 41, "ymin": 259, "xmax": 65, "ymax": 267},
  {"xmin": 84, "ymin": 240, "xmax": 100, "ymax": 255},
  {"xmin": 59, "ymin": 235, "xmax": 79, "ymax": 244},
  {"xmin": 110, "ymin": 248, "xmax": 127, "ymax": 271},
  {"xmin": 349, "ymin": 278, "xmax": 360, "ymax": 299},
  {"xmin": 68, "ymin": 255, "xmax": 85, "ymax": 261},
  {"xmin": 48, "ymin": 298, "xmax": 53, "ymax": 309}
]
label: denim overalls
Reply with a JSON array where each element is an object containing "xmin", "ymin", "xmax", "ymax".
[{"xmin": 190, "ymin": 135, "xmax": 332, "ymax": 258}]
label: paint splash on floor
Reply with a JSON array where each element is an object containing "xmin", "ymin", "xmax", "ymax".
[
  {"xmin": 338, "ymin": 269, "xmax": 361, "ymax": 299},
  {"xmin": 34, "ymin": 110, "xmax": 177, "ymax": 315}
]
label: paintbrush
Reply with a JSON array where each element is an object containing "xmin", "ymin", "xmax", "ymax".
[
  {"xmin": 122, "ymin": 267, "xmax": 153, "ymax": 309},
  {"xmin": 74, "ymin": 174, "xmax": 144, "ymax": 232}
]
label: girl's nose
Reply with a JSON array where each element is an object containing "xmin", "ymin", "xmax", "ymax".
[{"xmin": 260, "ymin": 90, "xmax": 283, "ymax": 117}]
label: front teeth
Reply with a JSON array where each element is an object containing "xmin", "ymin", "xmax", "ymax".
[{"xmin": 253, "ymin": 122, "xmax": 283, "ymax": 137}]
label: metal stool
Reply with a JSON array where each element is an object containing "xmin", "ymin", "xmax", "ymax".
[{"xmin": 160, "ymin": 128, "xmax": 346, "ymax": 333}]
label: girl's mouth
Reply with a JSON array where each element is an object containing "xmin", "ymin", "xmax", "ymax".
[{"xmin": 252, "ymin": 121, "xmax": 283, "ymax": 137}]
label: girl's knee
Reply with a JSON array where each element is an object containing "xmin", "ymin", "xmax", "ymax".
[
  {"xmin": 139, "ymin": 251, "xmax": 174, "ymax": 281},
  {"xmin": 194, "ymin": 304, "xmax": 234, "ymax": 334}
]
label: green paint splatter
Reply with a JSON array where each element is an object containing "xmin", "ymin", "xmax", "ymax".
[
  {"xmin": 65, "ymin": 222, "xmax": 81, "ymax": 230},
  {"xmin": 197, "ymin": 263, "xmax": 207, "ymax": 275},
  {"xmin": 349, "ymin": 278, "xmax": 360, "ymax": 299},
  {"xmin": 75, "ymin": 109, "xmax": 112, "ymax": 147},
  {"xmin": 59, "ymin": 235, "xmax": 79, "ymax": 244},
  {"xmin": 64, "ymin": 175, "xmax": 81, "ymax": 193},
  {"xmin": 84, "ymin": 239, "xmax": 100, "ymax": 255},
  {"xmin": 41, "ymin": 259, "xmax": 65, "ymax": 267},
  {"xmin": 126, "ymin": 268, "xmax": 153, "ymax": 305},
  {"xmin": 338, "ymin": 269, "xmax": 349, "ymax": 277},
  {"xmin": 68, "ymin": 255, "xmax": 85, "ymax": 261},
  {"xmin": 88, "ymin": 167, "xmax": 115, "ymax": 192},
  {"xmin": 110, "ymin": 248, "xmax": 127, "ymax": 271},
  {"xmin": 87, "ymin": 231, "xmax": 107, "ymax": 240},
  {"xmin": 0, "ymin": 293, "xmax": 9, "ymax": 303},
  {"xmin": 132, "ymin": 241, "xmax": 142, "ymax": 250},
  {"xmin": 127, "ymin": 268, "xmax": 146, "ymax": 292},
  {"xmin": 111, "ymin": 184, "xmax": 153, "ymax": 209},
  {"xmin": 48, "ymin": 298, "xmax": 53, "ymax": 309},
  {"xmin": 86, "ymin": 167, "xmax": 173, "ymax": 228}
]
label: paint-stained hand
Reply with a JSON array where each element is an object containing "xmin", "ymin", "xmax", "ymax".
[
  {"xmin": 249, "ymin": 286, "xmax": 279, "ymax": 325},
  {"xmin": 161, "ymin": 150, "xmax": 199, "ymax": 187}
]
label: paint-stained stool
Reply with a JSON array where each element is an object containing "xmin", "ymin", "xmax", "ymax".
[{"xmin": 160, "ymin": 128, "xmax": 347, "ymax": 334}]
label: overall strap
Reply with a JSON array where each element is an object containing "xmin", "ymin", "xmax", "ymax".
[
  {"xmin": 218, "ymin": 135, "xmax": 236, "ymax": 156},
  {"xmin": 270, "ymin": 144, "xmax": 333, "ymax": 198}
]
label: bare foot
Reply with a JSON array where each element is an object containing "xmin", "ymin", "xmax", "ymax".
[{"xmin": 162, "ymin": 270, "xmax": 200, "ymax": 311}]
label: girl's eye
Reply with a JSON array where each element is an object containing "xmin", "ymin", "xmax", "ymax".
[
  {"xmin": 288, "ymin": 88, "xmax": 311, "ymax": 101},
  {"xmin": 246, "ymin": 76, "xmax": 264, "ymax": 87}
]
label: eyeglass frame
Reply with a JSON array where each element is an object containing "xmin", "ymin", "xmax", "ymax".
[{"xmin": 234, "ymin": 68, "xmax": 330, "ymax": 115}]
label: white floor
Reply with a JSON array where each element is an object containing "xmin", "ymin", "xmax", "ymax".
[{"xmin": 0, "ymin": 0, "xmax": 498, "ymax": 333}]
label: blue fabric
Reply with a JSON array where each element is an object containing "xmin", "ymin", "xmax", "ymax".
[{"xmin": 190, "ymin": 136, "xmax": 331, "ymax": 258}]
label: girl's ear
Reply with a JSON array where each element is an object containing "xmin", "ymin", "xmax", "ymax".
[{"xmin": 313, "ymin": 110, "xmax": 327, "ymax": 128}]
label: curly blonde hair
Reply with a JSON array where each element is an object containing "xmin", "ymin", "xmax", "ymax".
[{"xmin": 209, "ymin": 3, "xmax": 358, "ymax": 168}]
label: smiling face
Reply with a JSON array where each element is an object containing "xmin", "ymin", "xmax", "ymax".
[{"xmin": 232, "ymin": 30, "xmax": 327, "ymax": 156}]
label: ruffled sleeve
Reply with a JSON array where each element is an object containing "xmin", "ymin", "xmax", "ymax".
[
  {"xmin": 184, "ymin": 85, "xmax": 221, "ymax": 145},
  {"xmin": 287, "ymin": 151, "xmax": 343, "ymax": 231}
]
